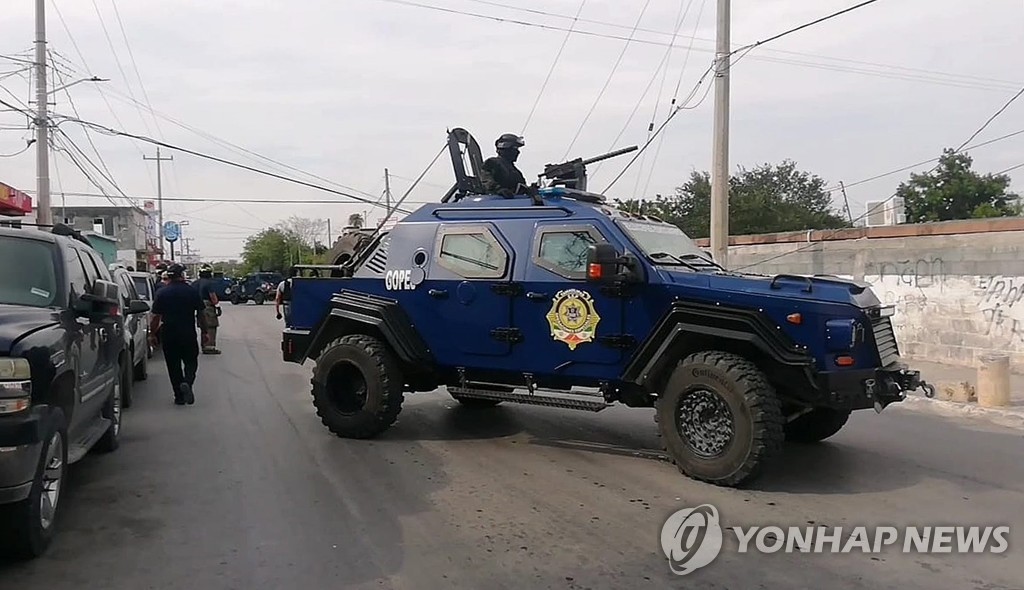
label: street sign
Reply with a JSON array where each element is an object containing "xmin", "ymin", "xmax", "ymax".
[{"xmin": 163, "ymin": 221, "xmax": 180, "ymax": 242}]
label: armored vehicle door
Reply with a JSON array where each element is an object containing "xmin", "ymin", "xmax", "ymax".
[
  {"xmin": 512, "ymin": 222, "xmax": 627, "ymax": 376},
  {"xmin": 418, "ymin": 223, "xmax": 515, "ymax": 357}
]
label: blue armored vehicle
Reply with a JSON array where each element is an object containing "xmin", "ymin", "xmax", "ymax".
[{"xmin": 281, "ymin": 129, "xmax": 922, "ymax": 487}]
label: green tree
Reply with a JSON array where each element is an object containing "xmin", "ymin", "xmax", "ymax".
[
  {"xmin": 616, "ymin": 160, "xmax": 849, "ymax": 238},
  {"xmin": 898, "ymin": 149, "xmax": 1020, "ymax": 222}
]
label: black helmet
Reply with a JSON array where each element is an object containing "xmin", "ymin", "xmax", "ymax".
[
  {"xmin": 199, "ymin": 263, "xmax": 213, "ymax": 277},
  {"xmin": 496, "ymin": 133, "xmax": 525, "ymax": 150},
  {"xmin": 166, "ymin": 263, "xmax": 187, "ymax": 279}
]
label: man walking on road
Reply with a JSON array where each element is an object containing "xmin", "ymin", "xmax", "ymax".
[
  {"xmin": 194, "ymin": 264, "xmax": 222, "ymax": 354},
  {"xmin": 149, "ymin": 263, "xmax": 208, "ymax": 405}
]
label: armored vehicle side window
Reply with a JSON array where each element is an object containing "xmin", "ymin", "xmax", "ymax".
[
  {"xmin": 534, "ymin": 226, "xmax": 605, "ymax": 279},
  {"xmin": 77, "ymin": 248, "xmax": 100, "ymax": 285},
  {"xmin": 436, "ymin": 227, "xmax": 507, "ymax": 279}
]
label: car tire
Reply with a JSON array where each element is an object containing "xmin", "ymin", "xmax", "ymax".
[
  {"xmin": 133, "ymin": 351, "xmax": 148, "ymax": 382},
  {"xmin": 95, "ymin": 374, "xmax": 123, "ymax": 453},
  {"xmin": 0, "ymin": 412, "xmax": 68, "ymax": 559},
  {"xmin": 656, "ymin": 351, "xmax": 783, "ymax": 487},
  {"xmin": 253, "ymin": 292, "xmax": 265, "ymax": 305},
  {"xmin": 231, "ymin": 294, "xmax": 241, "ymax": 305},
  {"xmin": 119, "ymin": 359, "xmax": 134, "ymax": 409},
  {"xmin": 784, "ymin": 408, "xmax": 851, "ymax": 443},
  {"xmin": 311, "ymin": 335, "xmax": 404, "ymax": 439}
]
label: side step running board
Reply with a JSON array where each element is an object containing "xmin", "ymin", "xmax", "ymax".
[
  {"xmin": 449, "ymin": 387, "xmax": 610, "ymax": 412},
  {"xmin": 68, "ymin": 417, "xmax": 111, "ymax": 464}
]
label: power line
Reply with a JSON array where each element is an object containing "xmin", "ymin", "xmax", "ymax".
[
  {"xmin": 373, "ymin": 0, "xmax": 1020, "ymax": 93},
  {"xmin": 952, "ymin": 86, "xmax": 1024, "ymax": 152},
  {"xmin": 562, "ymin": 0, "xmax": 653, "ymax": 159},
  {"xmin": 521, "ymin": 0, "xmax": 587, "ymax": 135},
  {"xmin": 108, "ymin": 0, "xmax": 164, "ymax": 138},
  {"xmin": 53, "ymin": 115, "xmax": 413, "ymax": 213},
  {"xmin": 996, "ymin": 162, "xmax": 1024, "ymax": 175},
  {"xmin": 89, "ymin": 0, "xmax": 153, "ymax": 137},
  {"xmin": 729, "ymin": 0, "xmax": 883, "ymax": 62}
]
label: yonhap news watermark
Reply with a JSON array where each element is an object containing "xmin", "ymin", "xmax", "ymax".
[{"xmin": 660, "ymin": 504, "xmax": 1010, "ymax": 576}]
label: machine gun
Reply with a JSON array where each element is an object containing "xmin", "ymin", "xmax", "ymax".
[{"xmin": 540, "ymin": 145, "xmax": 638, "ymax": 192}]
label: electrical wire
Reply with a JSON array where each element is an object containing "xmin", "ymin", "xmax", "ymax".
[
  {"xmin": 728, "ymin": 0, "xmax": 883, "ymax": 64},
  {"xmin": 521, "ymin": 0, "xmax": 587, "ymax": 135},
  {"xmin": 54, "ymin": 114, "xmax": 412, "ymax": 214},
  {"xmin": 995, "ymin": 162, "xmax": 1024, "ymax": 175},
  {"xmin": 952, "ymin": 86, "xmax": 1024, "ymax": 153},
  {"xmin": 90, "ymin": 0, "xmax": 153, "ymax": 137},
  {"xmin": 0, "ymin": 142, "xmax": 33, "ymax": 157},
  {"xmin": 374, "ymin": 0, "xmax": 1020, "ymax": 92},
  {"xmin": 562, "ymin": 0, "xmax": 653, "ymax": 160},
  {"xmin": 108, "ymin": 0, "xmax": 164, "ymax": 137}
]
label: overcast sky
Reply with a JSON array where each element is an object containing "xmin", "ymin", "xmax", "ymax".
[{"xmin": 2, "ymin": 0, "xmax": 1023, "ymax": 260}]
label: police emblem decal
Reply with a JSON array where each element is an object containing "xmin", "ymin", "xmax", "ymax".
[{"xmin": 546, "ymin": 289, "xmax": 600, "ymax": 350}]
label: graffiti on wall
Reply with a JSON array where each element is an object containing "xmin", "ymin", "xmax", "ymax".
[
  {"xmin": 864, "ymin": 257, "xmax": 947, "ymax": 290},
  {"xmin": 977, "ymin": 276, "xmax": 1024, "ymax": 345}
]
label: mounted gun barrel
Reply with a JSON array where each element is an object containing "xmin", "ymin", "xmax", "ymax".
[{"xmin": 541, "ymin": 145, "xmax": 638, "ymax": 191}]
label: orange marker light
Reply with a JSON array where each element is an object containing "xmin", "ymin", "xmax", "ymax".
[
  {"xmin": 786, "ymin": 313, "xmax": 802, "ymax": 325},
  {"xmin": 835, "ymin": 355, "xmax": 855, "ymax": 367},
  {"xmin": 588, "ymin": 263, "xmax": 603, "ymax": 280}
]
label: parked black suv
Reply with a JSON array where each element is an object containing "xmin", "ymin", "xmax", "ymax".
[{"xmin": 0, "ymin": 224, "xmax": 148, "ymax": 558}]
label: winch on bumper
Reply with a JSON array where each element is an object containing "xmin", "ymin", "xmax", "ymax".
[{"xmin": 816, "ymin": 365, "xmax": 921, "ymax": 411}]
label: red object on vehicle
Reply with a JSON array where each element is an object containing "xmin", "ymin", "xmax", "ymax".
[{"xmin": 0, "ymin": 182, "xmax": 32, "ymax": 216}]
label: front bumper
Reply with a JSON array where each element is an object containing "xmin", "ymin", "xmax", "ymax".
[
  {"xmin": 0, "ymin": 407, "xmax": 48, "ymax": 504},
  {"xmin": 815, "ymin": 365, "xmax": 920, "ymax": 411},
  {"xmin": 282, "ymin": 329, "xmax": 312, "ymax": 364}
]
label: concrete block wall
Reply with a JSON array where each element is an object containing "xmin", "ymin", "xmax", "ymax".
[{"xmin": 697, "ymin": 218, "xmax": 1024, "ymax": 370}]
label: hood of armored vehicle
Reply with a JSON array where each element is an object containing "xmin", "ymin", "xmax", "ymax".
[{"xmin": 658, "ymin": 269, "xmax": 883, "ymax": 309}]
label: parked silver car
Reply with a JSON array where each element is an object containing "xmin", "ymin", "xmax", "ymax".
[{"xmin": 109, "ymin": 265, "xmax": 150, "ymax": 406}]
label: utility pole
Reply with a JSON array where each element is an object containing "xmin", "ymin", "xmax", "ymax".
[
  {"xmin": 143, "ymin": 147, "xmax": 173, "ymax": 244},
  {"xmin": 384, "ymin": 168, "xmax": 392, "ymax": 217},
  {"xmin": 34, "ymin": 0, "xmax": 52, "ymax": 226},
  {"xmin": 326, "ymin": 218, "xmax": 332, "ymax": 245},
  {"xmin": 839, "ymin": 181, "xmax": 854, "ymax": 224},
  {"xmin": 709, "ymin": 0, "xmax": 731, "ymax": 267}
]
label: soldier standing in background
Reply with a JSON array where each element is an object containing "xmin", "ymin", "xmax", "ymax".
[{"xmin": 194, "ymin": 264, "xmax": 222, "ymax": 355}]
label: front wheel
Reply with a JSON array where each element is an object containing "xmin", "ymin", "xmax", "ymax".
[
  {"xmin": 231, "ymin": 293, "xmax": 241, "ymax": 305},
  {"xmin": 0, "ymin": 415, "xmax": 68, "ymax": 559},
  {"xmin": 656, "ymin": 351, "xmax": 783, "ymax": 487},
  {"xmin": 311, "ymin": 335, "xmax": 404, "ymax": 438},
  {"xmin": 253, "ymin": 292, "xmax": 265, "ymax": 305},
  {"xmin": 784, "ymin": 408, "xmax": 850, "ymax": 443},
  {"xmin": 95, "ymin": 376, "xmax": 123, "ymax": 453},
  {"xmin": 120, "ymin": 359, "xmax": 134, "ymax": 409}
]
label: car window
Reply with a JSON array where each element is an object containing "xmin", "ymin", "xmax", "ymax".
[
  {"xmin": 84, "ymin": 251, "xmax": 109, "ymax": 281},
  {"xmin": 0, "ymin": 236, "xmax": 59, "ymax": 308},
  {"xmin": 132, "ymin": 276, "xmax": 151, "ymax": 300},
  {"xmin": 536, "ymin": 230, "xmax": 600, "ymax": 279},
  {"xmin": 77, "ymin": 249, "xmax": 100, "ymax": 285},
  {"xmin": 65, "ymin": 247, "xmax": 89, "ymax": 298},
  {"xmin": 436, "ymin": 228, "xmax": 507, "ymax": 279}
]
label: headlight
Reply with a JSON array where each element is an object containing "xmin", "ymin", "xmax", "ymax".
[
  {"xmin": 0, "ymin": 358, "xmax": 31, "ymax": 414},
  {"xmin": 0, "ymin": 358, "xmax": 31, "ymax": 380}
]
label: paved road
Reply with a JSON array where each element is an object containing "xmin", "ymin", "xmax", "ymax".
[{"xmin": 2, "ymin": 305, "xmax": 1022, "ymax": 589}]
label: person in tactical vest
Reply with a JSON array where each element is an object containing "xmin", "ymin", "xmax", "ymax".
[
  {"xmin": 194, "ymin": 264, "xmax": 222, "ymax": 354},
  {"xmin": 275, "ymin": 266, "xmax": 298, "ymax": 323},
  {"xmin": 480, "ymin": 133, "xmax": 528, "ymax": 197}
]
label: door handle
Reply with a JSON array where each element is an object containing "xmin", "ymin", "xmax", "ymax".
[
  {"xmin": 526, "ymin": 292, "xmax": 548, "ymax": 301},
  {"xmin": 428, "ymin": 289, "xmax": 448, "ymax": 299},
  {"xmin": 98, "ymin": 328, "xmax": 109, "ymax": 343}
]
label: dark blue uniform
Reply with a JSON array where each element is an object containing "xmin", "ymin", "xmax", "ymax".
[{"xmin": 152, "ymin": 280, "xmax": 204, "ymax": 402}]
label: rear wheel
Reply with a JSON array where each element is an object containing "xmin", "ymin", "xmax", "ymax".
[
  {"xmin": 784, "ymin": 408, "xmax": 850, "ymax": 443},
  {"xmin": 95, "ymin": 376, "xmax": 123, "ymax": 453},
  {"xmin": 253, "ymin": 291, "xmax": 265, "ymax": 305},
  {"xmin": 656, "ymin": 351, "xmax": 783, "ymax": 487},
  {"xmin": 231, "ymin": 293, "xmax": 241, "ymax": 305},
  {"xmin": 311, "ymin": 335, "xmax": 404, "ymax": 438},
  {"xmin": 120, "ymin": 358, "xmax": 134, "ymax": 409},
  {"xmin": 0, "ymin": 416, "xmax": 67, "ymax": 559}
]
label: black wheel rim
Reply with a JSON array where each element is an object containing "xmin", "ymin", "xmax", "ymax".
[
  {"xmin": 326, "ymin": 362, "xmax": 369, "ymax": 415},
  {"xmin": 677, "ymin": 388, "xmax": 735, "ymax": 459}
]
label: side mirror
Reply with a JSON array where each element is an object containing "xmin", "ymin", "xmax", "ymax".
[
  {"xmin": 128, "ymin": 300, "xmax": 150, "ymax": 315},
  {"xmin": 585, "ymin": 243, "xmax": 640, "ymax": 283},
  {"xmin": 74, "ymin": 280, "xmax": 120, "ymax": 318}
]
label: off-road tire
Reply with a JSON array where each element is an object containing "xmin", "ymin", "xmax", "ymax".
[
  {"xmin": 0, "ymin": 413, "xmax": 68, "ymax": 559},
  {"xmin": 311, "ymin": 335, "xmax": 404, "ymax": 439},
  {"xmin": 253, "ymin": 292, "xmax": 265, "ymax": 305},
  {"xmin": 784, "ymin": 408, "xmax": 850, "ymax": 443},
  {"xmin": 231, "ymin": 293, "xmax": 242, "ymax": 305},
  {"xmin": 119, "ymin": 359, "xmax": 134, "ymax": 409},
  {"xmin": 95, "ymin": 374, "xmax": 123, "ymax": 453},
  {"xmin": 451, "ymin": 395, "xmax": 502, "ymax": 408},
  {"xmin": 656, "ymin": 351, "xmax": 783, "ymax": 487}
]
